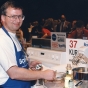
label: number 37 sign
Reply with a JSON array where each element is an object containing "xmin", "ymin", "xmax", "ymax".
[{"xmin": 66, "ymin": 38, "xmax": 88, "ymax": 63}]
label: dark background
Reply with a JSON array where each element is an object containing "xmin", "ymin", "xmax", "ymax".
[
  {"xmin": 0, "ymin": 0, "xmax": 88, "ymax": 40},
  {"xmin": 0, "ymin": 0, "xmax": 88, "ymax": 22}
]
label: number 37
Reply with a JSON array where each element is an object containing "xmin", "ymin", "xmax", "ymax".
[{"xmin": 69, "ymin": 40, "xmax": 77, "ymax": 48}]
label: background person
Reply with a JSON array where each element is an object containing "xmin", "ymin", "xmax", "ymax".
[
  {"xmin": 68, "ymin": 20, "xmax": 88, "ymax": 39},
  {"xmin": 16, "ymin": 28, "xmax": 24, "ymax": 41},
  {"xmin": 56, "ymin": 14, "xmax": 71, "ymax": 36}
]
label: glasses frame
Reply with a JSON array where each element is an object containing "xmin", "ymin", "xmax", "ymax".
[{"xmin": 4, "ymin": 14, "xmax": 25, "ymax": 20}]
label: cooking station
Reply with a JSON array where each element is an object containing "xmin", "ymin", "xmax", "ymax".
[{"xmin": 27, "ymin": 44, "xmax": 88, "ymax": 88}]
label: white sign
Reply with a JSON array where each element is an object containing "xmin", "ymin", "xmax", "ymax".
[
  {"xmin": 51, "ymin": 32, "xmax": 66, "ymax": 51},
  {"xmin": 66, "ymin": 38, "xmax": 88, "ymax": 64}
]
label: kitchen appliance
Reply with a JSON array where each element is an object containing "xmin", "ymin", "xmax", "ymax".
[
  {"xmin": 26, "ymin": 47, "xmax": 66, "ymax": 88},
  {"xmin": 27, "ymin": 47, "xmax": 66, "ymax": 68},
  {"xmin": 27, "ymin": 46, "xmax": 88, "ymax": 88}
]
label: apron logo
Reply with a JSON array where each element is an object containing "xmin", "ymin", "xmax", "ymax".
[{"xmin": 19, "ymin": 58, "xmax": 26, "ymax": 64}]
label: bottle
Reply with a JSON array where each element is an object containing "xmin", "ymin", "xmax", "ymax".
[
  {"xmin": 66, "ymin": 64, "xmax": 72, "ymax": 77},
  {"xmin": 64, "ymin": 64, "xmax": 73, "ymax": 88}
]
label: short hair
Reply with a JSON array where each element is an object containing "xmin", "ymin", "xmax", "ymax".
[
  {"xmin": 75, "ymin": 20, "xmax": 84, "ymax": 28},
  {"xmin": 0, "ymin": 0, "xmax": 23, "ymax": 15}
]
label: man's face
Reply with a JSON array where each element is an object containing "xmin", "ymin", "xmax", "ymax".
[{"xmin": 1, "ymin": 7, "xmax": 24, "ymax": 33}]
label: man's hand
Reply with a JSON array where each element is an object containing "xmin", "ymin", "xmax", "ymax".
[
  {"xmin": 30, "ymin": 60, "xmax": 42, "ymax": 70},
  {"xmin": 42, "ymin": 70, "xmax": 56, "ymax": 80}
]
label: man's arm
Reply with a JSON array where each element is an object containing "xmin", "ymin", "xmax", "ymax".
[{"xmin": 7, "ymin": 66, "xmax": 55, "ymax": 81}]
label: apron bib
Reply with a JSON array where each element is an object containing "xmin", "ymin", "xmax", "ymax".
[{"xmin": 0, "ymin": 26, "xmax": 34, "ymax": 88}]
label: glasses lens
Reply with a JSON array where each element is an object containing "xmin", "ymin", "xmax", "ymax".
[
  {"xmin": 12, "ymin": 15, "xmax": 25, "ymax": 20},
  {"xmin": 19, "ymin": 15, "xmax": 25, "ymax": 20},
  {"xmin": 22, "ymin": 15, "xmax": 25, "ymax": 20},
  {"xmin": 5, "ymin": 15, "xmax": 25, "ymax": 20}
]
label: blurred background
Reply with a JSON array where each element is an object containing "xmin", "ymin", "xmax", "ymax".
[{"xmin": 0, "ymin": 0, "xmax": 88, "ymax": 41}]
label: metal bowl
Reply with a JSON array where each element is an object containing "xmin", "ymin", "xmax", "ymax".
[{"xmin": 72, "ymin": 67, "xmax": 88, "ymax": 80}]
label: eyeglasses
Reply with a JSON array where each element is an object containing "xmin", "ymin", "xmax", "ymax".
[{"xmin": 5, "ymin": 15, "xmax": 25, "ymax": 20}]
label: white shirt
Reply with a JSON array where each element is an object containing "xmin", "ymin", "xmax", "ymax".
[{"xmin": 0, "ymin": 28, "xmax": 22, "ymax": 85}]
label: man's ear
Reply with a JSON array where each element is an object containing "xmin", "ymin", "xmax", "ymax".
[{"xmin": 1, "ymin": 15, "xmax": 5, "ymax": 22}]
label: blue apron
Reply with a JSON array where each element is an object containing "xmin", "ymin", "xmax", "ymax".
[{"xmin": 0, "ymin": 26, "xmax": 35, "ymax": 88}]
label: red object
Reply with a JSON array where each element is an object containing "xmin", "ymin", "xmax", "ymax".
[
  {"xmin": 42, "ymin": 28, "xmax": 51, "ymax": 36},
  {"xmin": 68, "ymin": 29, "xmax": 88, "ymax": 39}
]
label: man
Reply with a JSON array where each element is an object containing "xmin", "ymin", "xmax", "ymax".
[
  {"xmin": 0, "ymin": 1, "xmax": 55, "ymax": 88},
  {"xmin": 68, "ymin": 20, "xmax": 88, "ymax": 39},
  {"xmin": 56, "ymin": 15, "xmax": 71, "ymax": 36}
]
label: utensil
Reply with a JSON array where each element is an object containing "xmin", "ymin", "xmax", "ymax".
[{"xmin": 75, "ymin": 80, "xmax": 83, "ymax": 87}]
